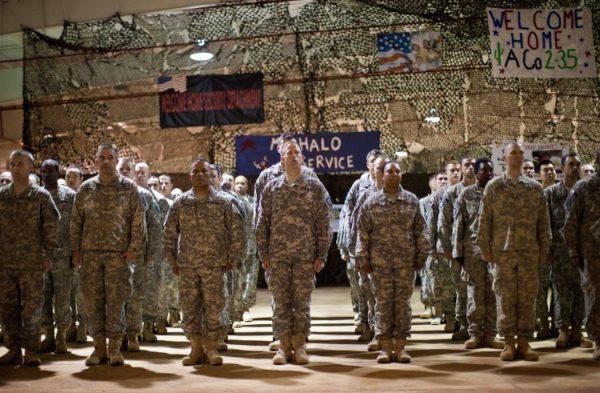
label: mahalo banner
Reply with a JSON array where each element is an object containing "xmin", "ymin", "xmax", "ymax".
[
  {"xmin": 159, "ymin": 73, "xmax": 264, "ymax": 128},
  {"xmin": 235, "ymin": 132, "xmax": 380, "ymax": 175},
  {"xmin": 487, "ymin": 7, "xmax": 597, "ymax": 78}
]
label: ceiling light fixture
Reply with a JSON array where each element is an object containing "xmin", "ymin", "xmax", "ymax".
[{"xmin": 190, "ymin": 39, "xmax": 214, "ymax": 62}]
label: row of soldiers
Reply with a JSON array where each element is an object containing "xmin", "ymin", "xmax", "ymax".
[
  {"xmin": 0, "ymin": 146, "xmax": 261, "ymax": 366},
  {"xmin": 340, "ymin": 143, "xmax": 600, "ymax": 362}
]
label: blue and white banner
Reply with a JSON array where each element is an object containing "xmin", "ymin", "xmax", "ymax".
[{"xmin": 235, "ymin": 132, "xmax": 381, "ymax": 175}]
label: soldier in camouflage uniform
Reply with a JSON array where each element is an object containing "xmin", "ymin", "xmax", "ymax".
[
  {"xmin": 256, "ymin": 139, "xmax": 332, "ymax": 365},
  {"xmin": 536, "ymin": 160, "xmax": 558, "ymax": 340},
  {"xmin": 164, "ymin": 157, "xmax": 244, "ymax": 366},
  {"xmin": 437, "ymin": 158, "xmax": 476, "ymax": 341},
  {"xmin": 39, "ymin": 160, "xmax": 76, "ymax": 354},
  {"xmin": 116, "ymin": 158, "xmax": 162, "ymax": 352},
  {"xmin": 0, "ymin": 150, "xmax": 59, "ymax": 366},
  {"xmin": 253, "ymin": 134, "xmax": 321, "ymax": 352},
  {"xmin": 418, "ymin": 174, "xmax": 436, "ymax": 320},
  {"xmin": 564, "ymin": 149, "xmax": 600, "ymax": 360},
  {"xmin": 477, "ymin": 142, "xmax": 551, "ymax": 362},
  {"xmin": 546, "ymin": 153, "xmax": 593, "ymax": 350},
  {"xmin": 453, "ymin": 158, "xmax": 504, "ymax": 350},
  {"xmin": 65, "ymin": 165, "xmax": 87, "ymax": 343},
  {"xmin": 235, "ymin": 175, "xmax": 259, "ymax": 323},
  {"xmin": 70, "ymin": 144, "xmax": 145, "ymax": 367},
  {"xmin": 346, "ymin": 155, "xmax": 389, "ymax": 352},
  {"xmin": 0, "ymin": 171, "xmax": 11, "ymax": 186},
  {"xmin": 580, "ymin": 163, "xmax": 595, "ymax": 179},
  {"xmin": 427, "ymin": 161, "xmax": 461, "ymax": 333},
  {"xmin": 340, "ymin": 149, "xmax": 381, "ymax": 340},
  {"xmin": 356, "ymin": 161, "xmax": 430, "ymax": 364}
]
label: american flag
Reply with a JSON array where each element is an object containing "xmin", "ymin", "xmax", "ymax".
[
  {"xmin": 377, "ymin": 31, "xmax": 442, "ymax": 72},
  {"xmin": 158, "ymin": 75, "xmax": 187, "ymax": 93}
]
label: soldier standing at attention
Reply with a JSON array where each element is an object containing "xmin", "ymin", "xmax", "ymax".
[
  {"xmin": 39, "ymin": 160, "xmax": 76, "ymax": 354},
  {"xmin": 564, "ymin": 149, "xmax": 600, "ymax": 360},
  {"xmin": 522, "ymin": 159, "xmax": 535, "ymax": 179},
  {"xmin": 437, "ymin": 157, "xmax": 476, "ymax": 341},
  {"xmin": 355, "ymin": 161, "xmax": 430, "ymax": 364},
  {"xmin": 546, "ymin": 153, "xmax": 593, "ymax": 350},
  {"xmin": 0, "ymin": 150, "xmax": 59, "ymax": 366},
  {"xmin": 453, "ymin": 158, "xmax": 503, "ymax": 350},
  {"xmin": 70, "ymin": 144, "xmax": 145, "ymax": 366},
  {"xmin": 477, "ymin": 142, "xmax": 551, "ymax": 362},
  {"xmin": 163, "ymin": 157, "xmax": 244, "ymax": 366},
  {"xmin": 256, "ymin": 138, "xmax": 332, "ymax": 365},
  {"xmin": 580, "ymin": 163, "xmax": 595, "ymax": 179}
]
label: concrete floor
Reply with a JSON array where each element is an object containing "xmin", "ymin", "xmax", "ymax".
[{"xmin": 0, "ymin": 287, "xmax": 599, "ymax": 393}]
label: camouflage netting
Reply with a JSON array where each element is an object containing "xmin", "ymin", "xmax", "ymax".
[{"xmin": 22, "ymin": 0, "xmax": 600, "ymax": 174}]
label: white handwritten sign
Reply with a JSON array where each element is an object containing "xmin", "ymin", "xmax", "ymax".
[{"xmin": 487, "ymin": 8, "xmax": 597, "ymax": 78}]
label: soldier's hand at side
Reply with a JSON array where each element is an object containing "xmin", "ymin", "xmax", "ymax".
[
  {"xmin": 171, "ymin": 263, "xmax": 179, "ymax": 276},
  {"xmin": 123, "ymin": 251, "xmax": 136, "ymax": 265},
  {"xmin": 73, "ymin": 250, "xmax": 83, "ymax": 268},
  {"xmin": 340, "ymin": 253, "xmax": 348, "ymax": 262},
  {"xmin": 262, "ymin": 258, "xmax": 270, "ymax": 271},
  {"xmin": 314, "ymin": 257, "xmax": 325, "ymax": 273},
  {"xmin": 454, "ymin": 257, "xmax": 464, "ymax": 266},
  {"xmin": 481, "ymin": 251, "xmax": 493, "ymax": 264},
  {"xmin": 42, "ymin": 260, "xmax": 52, "ymax": 272},
  {"xmin": 146, "ymin": 258, "xmax": 155, "ymax": 267}
]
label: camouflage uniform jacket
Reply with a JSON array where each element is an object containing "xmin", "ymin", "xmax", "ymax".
[
  {"xmin": 355, "ymin": 187, "xmax": 431, "ymax": 270},
  {"xmin": 69, "ymin": 175, "xmax": 145, "ymax": 259},
  {"xmin": 139, "ymin": 186, "xmax": 163, "ymax": 262},
  {"xmin": 163, "ymin": 188, "xmax": 244, "ymax": 269},
  {"xmin": 564, "ymin": 174, "xmax": 600, "ymax": 260},
  {"xmin": 544, "ymin": 182, "xmax": 570, "ymax": 247},
  {"xmin": 426, "ymin": 186, "xmax": 447, "ymax": 254},
  {"xmin": 256, "ymin": 171, "xmax": 332, "ymax": 263},
  {"xmin": 341, "ymin": 176, "xmax": 373, "ymax": 255},
  {"xmin": 238, "ymin": 193, "xmax": 256, "ymax": 257},
  {"xmin": 452, "ymin": 184, "xmax": 484, "ymax": 258},
  {"xmin": 347, "ymin": 184, "xmax": 379, "ymax": 255},
  {"xmin": 477, "ymin": 173, "xmax": 551, "ymax": 256},
  {"xmin": 419, "ymin": 194, "xmax": 432, "ymax": 223},
  {"xmin": 437, "ymin": 182, "xmax": 466, "ymax": 254},
  {"xmin": 49, "ymin": 184, "xmax": 76, "ymax": 258},
  {"xmin": 0, "ymin": 183, "xmax": 59, "ymax": 269}
]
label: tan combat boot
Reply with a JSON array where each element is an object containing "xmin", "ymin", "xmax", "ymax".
[
  {"xmin": 419, "ymin": 308, "xmax": 433, "ymax": 319},
  {"xmin": 376, "ymin": 339, "xmax": 393, "ymax": 363},
  {"xmin": 55, "ymin": 326, "xmax": 68, "ymax": 354},
  {"xmin": 516, "ymin": 336, "xmax": 539, "ymax": 361},
  {"xmin": 393, "ymin": 338, "xmax": 411, "ymax": 363},
  {"xmin": 127, "ymin": 332, "xmax": 140, "ymax": 352},
  {"xmin": 24, "ymin": 348, "xmax": 41, "ymax": 366},
  {"xmin": 76, "ymin": 322, "xmax": 88, "ymax": 343},
  {"xmin": 593, "ymin": 341, "xmax": 600, "ymax": 361},
  {"xmin": 204, "ymin": 341, "xmax": 223, "ymax": 366},
  {"xmin": 292, "ymin": 334, "xmax": 309, "ymax": 365},
  {"xmin": 155, "ymin": 319, "xmax": 168, "ymax": 335},
  {"xmin": 367, "ymin": 337, "xmax": 381, "ymax": 351},
  {"xmin": 570, "ymin": 326, "xmax": 593, "ymax": 348},
  {"xmin": 555, "ymin": 329, "xmax": 570, "ymax": 349},
  {"xmin": 0, "ymin": 347, "xmax": 22, "ymax": 366},
  {"xmin": 483, "ymin": 333, "xmax": 504, "ymax": 349},
  {"xmin": 108, "ymin": 336, "xmax": 125, "ymax": 366},
  {"xmin": 452, "ymin": 319, "xmax": 470, "ymax": 341},
  {"xmin": 500, "ymin": 336, "xmax": 516, "ymax": 361},
  {"xmin": 444, "ymin": 315, "xmax": 456, "ymax": 333},
  {"xmin": 464, "ymin": 335, "xmax": 482, "ymax": 349},
  {"xmin": 38, "ymin": 326, "xmax": 55, "ymax": 353},
  {"xmin": 358, "ymin": 326, "xmax": 374, "ymax": 343},
  {"xmin": 272, "ymin": 335, "xmax": 292, "ymax": 365},
  {"xmin": 268, "ymin": 339, "xmax": 280, "ymax": 351},
  {"xmin": 66, "ymin": 320, "xmax": 77, "ymax": 343},
  {"xmin": 354, "ymin": 321, "xmax": 366, "ymax": 334},
  {"xmin": 142, "ymin": 322, "xmax": 157, "ymax": 342},
  {"xmin": 182, "ymin": 334, "xmax": 205, "ymax": 366},
  {"xmin": 85, "ymin": 336, "xmax": 108, "ymax": 366}
]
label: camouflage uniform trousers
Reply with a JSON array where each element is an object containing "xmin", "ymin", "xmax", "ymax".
[
  {"xmin": 462, "ymin": 253, "xmax": 497, "ymax": 337},
  {"xmin": 142, "ymin": 261, "xmax": 161, "ymax": 324},
  {"xmin": 429, "ymin": 255, "xmax": 455, "ymax": 318},
  {"xmin": 42, "ymin": 256, "xmax": 73, "ymax": 330},
  {"xmin": 0, "ymin": 267, "xmax": 44, "ymax": 350},
  {"xmin": 550, "ymin": 245, "xmax": 585, "ymax": 330},
  {"xmin": 241, "ymin": 254, "xmax": 260, "ymax": 312},
  {"xmin": 270, "ymin": 260, "xmax": 316, "ymax": 338},
  {"xmin": 450, "ymin": 259, "xmax": 468, "ymax": 326},
  {"xmin": 371, "ymin": 266, "xmax": 414, "ymax": 340},
  {"xmin": 224, "ymin": 270, "xmax": 237, "ymax": 326},
  {"xmin": 536, "ymin": 263, "xmax": 552, "ymax": 328},
  {"xmin": 159, "ymin": 260, "xmax": 179, "ymax": 320},
  {"xmin": 358, "ymin": 271, "xmax": 375, "ymax": 328},
  {"xmin": 490, "ymin": 250, "xmax": 539, "ymax": 338},
  {"xmin": 80, "ymin": 252, "xmax": 133, "ymax": 339},
  {"xmin": 419, "ymin": 261, "xmax": 433, "ymax": 308},
  {"xmin": 581, "ymin": 258, "xmax": 600, "ymax": 342},
  {"xmin": 179, "ymin": 266, "xmax": 225, "ymax": 343},
  {"xmin": 70, "ymin": 270, "xmax": 86, "ymax": 325},
  {"xmin": 125, "ymin": 261, "xmax": 149, "ymax": 334},
  {"xmin": 346, "ymin": 261, "xmax": 361, "ymax": 316}
]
